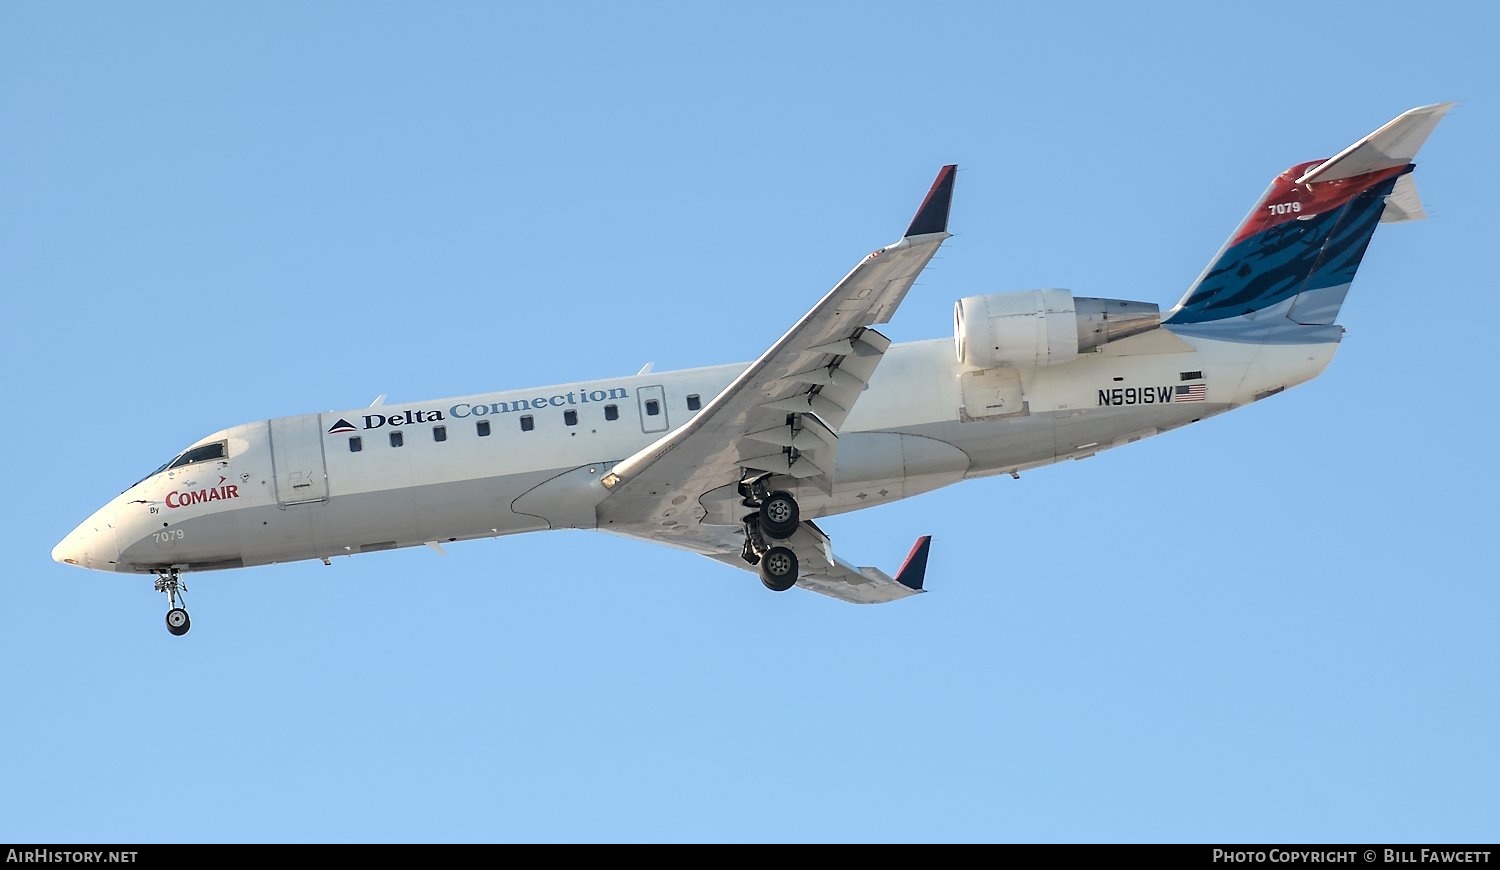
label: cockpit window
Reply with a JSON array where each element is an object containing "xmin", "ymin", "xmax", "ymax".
[
  {"xmin": 169, "ymin": 441, "xmax": 228, "ymax": 469},
  {"xmin": 134, "ymin": 440, "xmax": 230, "ymax": 488}
]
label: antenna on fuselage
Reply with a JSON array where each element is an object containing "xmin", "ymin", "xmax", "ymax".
[
  {"xmin": 636, "ymin": 363, "xmax": 653, "ymax": 375},
  {"xmin": 369, "ymin": 394, "xmax": 386, "ymax": 408}
]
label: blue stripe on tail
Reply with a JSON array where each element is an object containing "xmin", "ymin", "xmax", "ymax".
[{"xmin": 1165, "ymin": 170, "xmax": 1405, "ymax": 326}]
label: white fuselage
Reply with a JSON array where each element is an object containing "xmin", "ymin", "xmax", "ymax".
[{"xmin": 52, "ymin": 327, "xmax": 1337, "ymax": 575}]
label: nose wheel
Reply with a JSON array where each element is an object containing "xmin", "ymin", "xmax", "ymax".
[
  {"xmin": 154, "ymin": 569, "xmax": 191, "ymax": 636},
  {"xmin": 166, "ymin": 607, "xmax": 191, "ymax": 636}
]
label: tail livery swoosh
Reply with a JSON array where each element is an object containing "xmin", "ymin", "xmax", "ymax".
[{"xmin": 1165, "ymin": 103, "xmax": 1452, "ymax": 329}]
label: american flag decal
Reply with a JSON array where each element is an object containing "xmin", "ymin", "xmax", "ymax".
[{"xmin": 1174, "ymin": 384, "xmax": 1206, "ymax": 402}]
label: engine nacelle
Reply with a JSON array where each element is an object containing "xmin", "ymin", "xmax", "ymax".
[{"xmin": 954, "ymin": 289, "xmax": 1161, "ymax": 369}]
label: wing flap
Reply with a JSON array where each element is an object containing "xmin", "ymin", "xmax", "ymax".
[
  {"xmin": 759, "ymin": 391, "xmax": 850, "ymax": 423},
  {"xmin": 736, "ymin": 452, "xmax": 830, "ymax": 479},
  {"xmin": 741, "ymin": 420, "xmax": 838, "ymax": 450}
]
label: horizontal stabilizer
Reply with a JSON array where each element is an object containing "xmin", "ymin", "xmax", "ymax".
[{"xmin": 1297, "ymin": 102, "xmax": 1454, "ymax": 184}]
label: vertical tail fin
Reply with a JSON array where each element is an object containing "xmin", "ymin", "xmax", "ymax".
[{"xmin": 1165, "ymin": 102, "xmax": 1453, "ymax": 331}]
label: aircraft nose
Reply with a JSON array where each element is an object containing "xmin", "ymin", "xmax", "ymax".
[
  {"xmin": 53, "ymin": 510, "xmax": 119, "ymax": 571},
  {"xmin": 52, "ymin": 531, "xmax": 89, "ymax": 568}
]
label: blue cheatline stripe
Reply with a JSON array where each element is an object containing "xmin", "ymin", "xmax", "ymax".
[{"xmin": 1165, "ymin": 175, "xmax": 1402, "ymax": 326}]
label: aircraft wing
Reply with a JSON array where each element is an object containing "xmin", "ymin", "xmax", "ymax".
[{"xmin": 595, "ymin": 166, "xmax": 955, "ymax": 603}]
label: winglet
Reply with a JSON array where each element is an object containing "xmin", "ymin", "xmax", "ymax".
[
  {"xmin": 894, "ymin": 535, "xmax": 932, "ymax": 591},
  {"xmin": 904, "ymin": 165, "xmax": 957, "ymax": 237}
]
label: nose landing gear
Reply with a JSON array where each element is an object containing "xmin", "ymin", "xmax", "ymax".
[{"xmin": 154, "ymin": 569, "xmax": 191, "ymax": 636}]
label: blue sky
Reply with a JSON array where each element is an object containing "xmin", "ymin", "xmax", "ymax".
[{"xmin": 3, "ymin": 1, "xmax": 1495, "ymax": 844}]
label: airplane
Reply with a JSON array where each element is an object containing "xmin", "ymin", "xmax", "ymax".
[{"xmin": 53, "ymin": 102, "xmax": 1452, "ymax": 635}]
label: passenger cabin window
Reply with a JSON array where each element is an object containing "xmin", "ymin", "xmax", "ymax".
[
  {"xmin": 686, "ymin": 394, "xmax": 701, "ymax": 411},
  {"xmin": 645, "ymin": 399, "xmax": 660, "ymax": 417},
  {"xmin": 349, "ymin": 437, "xmax": 363, "ymax": 453},
  {"xmin": 433, "ymin": 425, "xmax": 447, "ymax": 442},
  {"xmin": 564, "ymin": 410, "xmax": 578, "ymax": 426},
  {"xmin": 520, "ymin": 415, "xmax": 535, "ymax": 432},
  {"xmin": 476, "ymin": 420, "xmax": 491, "ymax": 437},
  {"xmin": 389, "ymin": 431, "xmax": 404, "ymax": 447},
  {"xmin": 604, "ymin": 404, "xmax": 619, "ymax": 421}
]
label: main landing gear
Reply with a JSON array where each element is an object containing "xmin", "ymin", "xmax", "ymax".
[
  {"xmin": 154, "ymin": 568, "xmax": 191, "ymax": 636},
  {"xmin": 740, "ymin": 479, "xmax": 802, "ymax": 592}
]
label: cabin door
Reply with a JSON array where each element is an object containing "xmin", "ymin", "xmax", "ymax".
[{"xmin": 268, "ymin": 414, "xmax": 331, "ymax": 506}]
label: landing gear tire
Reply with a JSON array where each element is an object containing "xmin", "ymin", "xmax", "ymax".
[
  {"xmin": 155, "ymin": 568, "xmax": 191, "ymax": 637},
  {"xmin": 758, "ymin": 491, "xmax": 800, "ymax": 540},
  {"xmin": 166, "ymin": 607, "xmax": 191, "ymax": 636},
  {"xmin": 759, "ymin": 546, "xmax": 799, "ymax": 592}
]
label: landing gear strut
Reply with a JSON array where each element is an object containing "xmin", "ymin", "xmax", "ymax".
[{"xmin": 154, "ymin": 569, "xmax": 191, "ymax": 636}]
